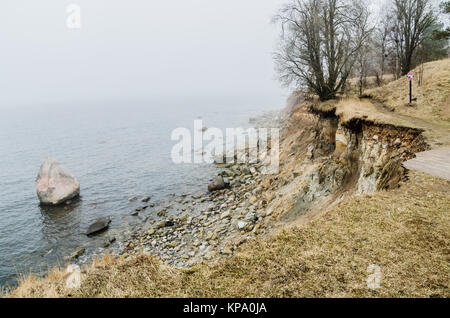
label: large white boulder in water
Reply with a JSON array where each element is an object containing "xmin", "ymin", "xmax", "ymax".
[{"xmin": 36, "ymin": 158, "xmax": 80, "ymax": 205}]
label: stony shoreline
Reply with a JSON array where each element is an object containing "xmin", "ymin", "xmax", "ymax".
[
  {"xmin": 119, "ymin": 161, "xmax": 269, "ymax": 268},
  {"xmin": 86, "ymin": 109, "xmax": 286, "ymax": 269}
]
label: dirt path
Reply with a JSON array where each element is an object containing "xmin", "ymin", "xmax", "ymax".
[
  {"xmin": 369, "ymin": 100, "xmax": 450, "ymax": 148},
  {"xmin": 370, "ymin": 100, "xmax": 446, "ymax": 131}
]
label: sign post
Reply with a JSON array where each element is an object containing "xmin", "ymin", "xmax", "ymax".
[{"xmin": 407, "ymin": 72, "xmax": 414, "ymax": 103}]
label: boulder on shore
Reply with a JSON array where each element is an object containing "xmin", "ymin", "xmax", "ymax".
[
  {"xmin": 36, "ymin": 158, "xmax": 80, "ymax": 205},
  {"xmin": 208, "ymin": 176, "xmax": 230, "ymax": 192}
]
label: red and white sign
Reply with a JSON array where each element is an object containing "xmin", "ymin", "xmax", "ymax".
[{"xmin": 407, "ymin": 73, "xmax": 414, "ymax": 81}]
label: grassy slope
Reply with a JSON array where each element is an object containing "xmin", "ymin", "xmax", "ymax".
[
  {"xmin": 367, "ymin": 59, "xmax": 450, "ymax": 125},
  {"xmin": 366, "ymin": 59, "xmax": 450, "ymax": 148},
  {"xmin": 9, "ymin": 171, "xmax": 449, "ymax": 298}
]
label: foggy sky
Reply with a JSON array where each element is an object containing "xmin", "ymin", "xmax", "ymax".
[{"xmin": 0, "ymin": 0, "xmax": 293, "ymax": 109}]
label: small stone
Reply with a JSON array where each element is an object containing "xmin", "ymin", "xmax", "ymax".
[
  {"xmin": 156, "ymin": 221, "xmax": 166, "ymax": 229},
  {"xmin": 253, "ymin": 187, "xmax": 263, "ymax": 195},
  {"xmin": 141, "ymin": 196, "xmax": 151, "ymax": 203},
  {"xmin": 245, "ymin": 211, "xmax": 257, "ymax": 223},
  {"xmin": 222, "ymin": 243, "xmax": 233, "ymax": 255},
  {"xmin": 70, "ymin": 248, "xmax": 85, "ymax": 259},
  {"xmin": 220, "ymin": 211, "xmax": 231, "ymax": 219},
  {"xmin": 241, "ymin": 166, "xmax": 251, "ymax": 175},
  {"xmin": 237, "ymin": 221, "xmax": 248, "ymax": 230},
  {"xmin": 165, "ymin": 221, "xmax": 175, "ymax": 227},
  {"xmin": 206, "ymin": 231, "xmax": 214, "ymax": 241},
  {"xmin": 166, "ymin": 241, "xmax": 180, "ymax": 248}
]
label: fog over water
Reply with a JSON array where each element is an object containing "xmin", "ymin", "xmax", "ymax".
[{"xmin": 0, "ymin": 0, "xmax": 290, "ymax": 109}]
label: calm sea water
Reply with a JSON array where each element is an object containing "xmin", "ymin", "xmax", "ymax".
[{"xmin": 0, "ymin": 97, "xmax": 281, "ymax": 288}]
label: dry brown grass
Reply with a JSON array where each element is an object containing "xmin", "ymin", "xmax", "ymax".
[
  {"xmin": 313, "ymin": 97, "xmax": 431, "ymax": 132},
  {"xmin": 7, "ymin": 171, "xmax": 449, "ymax": 298},
  {"xmin": 335, "ymin": 98, "xmax": 415, "ymax": 128},
  {"xmin": 367, "ymin": 59, "xmax": 450, "ymax": 124}
]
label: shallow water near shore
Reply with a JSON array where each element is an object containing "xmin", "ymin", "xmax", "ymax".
[{"xmin": 0, "ymin": 98, "xmax": 281, "ymax": 288}]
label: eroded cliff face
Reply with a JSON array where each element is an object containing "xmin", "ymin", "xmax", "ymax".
[
  {"xmin": 310, "ymin": 113, "xmax": 428, "ymax": 194},
  {"xmin": 264, "ymin": 101, "xmax": 429, "ymax": 223},
  {"xmin": 354, "ymin": 123, "xmax": 428, "ymax": 193}
]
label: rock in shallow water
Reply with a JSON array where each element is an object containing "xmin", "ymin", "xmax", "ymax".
[
  {"xmin": 86, "ymin": 217, "xmax": 111, "ymax": 236},
  {"xmin": 36, "ymin": 158, "xmax": 80, "ymax": 205},
  {"xmin": 141, "ymin": 196, "xmax": 151, "ymax": 203}
]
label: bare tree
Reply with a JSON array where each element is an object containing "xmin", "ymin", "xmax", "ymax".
[
  {"xmin": 391, "ymin": 0, "xmax": 437, "ymax": 75},
  {"xmin": 374, "ymin": 9, "xmax": 394, "ymax": 85},
  {"xmin": 273, "ymin": 0, "xmax": 372, "ymax": 101},
  {"xmin": 356, "ymin": 39, "xmax": 374, "ymax": 96}
]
